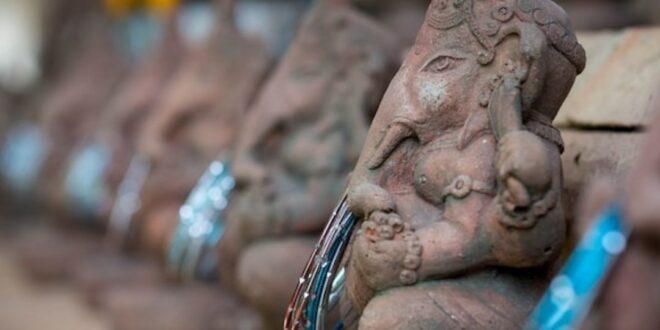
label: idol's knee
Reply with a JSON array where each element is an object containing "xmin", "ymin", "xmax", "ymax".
[
  {"xmin": 236, "ymin": 238, "xmax": 316, "ymax": 325},
  {"xmin": 358, "ymin": 286, "xmax": 449, "ymax": 330}
]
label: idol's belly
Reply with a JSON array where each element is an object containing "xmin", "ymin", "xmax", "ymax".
[{"xmin": 412, "ymin": 133, "xmax": 498, "ymax": 207}]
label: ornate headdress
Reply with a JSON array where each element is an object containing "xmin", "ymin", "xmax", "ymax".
[{"xmin": 426, "ymin": 0, "xmax": 586, "ymax": 72}]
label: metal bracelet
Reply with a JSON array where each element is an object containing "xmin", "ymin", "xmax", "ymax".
[
  {"xmin": 166, "ymin": 160, "xmax": 235, "ymax": 281},
  {"xmin": 107, "ymin": 154, "xmax": 151, "ymax": 246},
  {"xmin": 64, "ymin": 142, "xmax": 111, "ymax": 219}
]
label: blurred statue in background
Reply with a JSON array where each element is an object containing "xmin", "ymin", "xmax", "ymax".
[
  {"xmin": 217, "ymin": 0, "xmax": 400, "ymax": 327},
  {"xmin": 99, "ymin": 10, "xmax": 186, "ymax": 226},
  {"xmin": 340, "ymin": 0, "xmax": 586, "ymax": 328},
  {"xmin": 43, "ymin": 1, "xmax": 271, "ymax": 329},
  {"xmin": 9, "ymin": 0, "xmax": 131, "ymax": 282},
  {"xmin": 0, "ymin": 0, "xmax": 121, "ymax": 201},
  {"xmin": 78, "ymin": 1, "xmax": 274, "ymax": 329},
  {"xmin": 132, "ymin": 0, "xmax": 273, "ymax": 257},
  {"xmin": 37, "ymin": 4, "xmax": 129, "ymax": 215}
]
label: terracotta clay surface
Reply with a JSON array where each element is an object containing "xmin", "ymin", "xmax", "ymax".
[
  {"xmin": 0, "ymin": 242, "xmax": 110, "ymax": 330},
  {"xmin": 137, "ymin": 1, "xmax": 270, "ymax": 164},
  {"xmin": 71, "ymin": 252, "xmax": 163, "ymax": 307},
  {"xmin": 217, "ymin": 1, "xmax": 399, "ymax": 328},
  {"xmin": 38, "ymin": 13, "xmax": 128, "ymax": 213},
  {"xmin": 100, "ymin": 284, "xmax": 261, "ymax": 330},
  {"xmin": 341, "ymin": 0, "xmax": 585, "ymax": 328},
  {"xmin": 13, "ymin": 225, "xmax": 102, "ymax": 282},
  {"xmin": 133, "ymin": 1, "xmax": 272, "ymax": 257},
  {"xmin": 99, "ymin": 16, "xmax": 186, "ymax": 219},
  {"xmin": 41, "ymin": 0, "xmax": 101, "ymax": 80}
]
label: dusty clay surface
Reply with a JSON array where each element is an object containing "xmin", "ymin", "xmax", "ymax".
[
  {"xmin": 133, "ymin": 1, "xmax": 272, "ymax": 257},
  {"xmin": 0, "ymin": 237, "xmax": 111, "ymax": 330}
]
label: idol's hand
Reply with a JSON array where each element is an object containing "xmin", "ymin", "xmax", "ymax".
[
  {"xmin": 496, "ymin": 130, "xmax": 552, "ymax": 215},
  {"xmin": 347, "ymin": 182, "xmax": 396, "ymax": 218}
]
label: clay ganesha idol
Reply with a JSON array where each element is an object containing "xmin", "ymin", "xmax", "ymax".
[
  {"xmin": 217, "ymin": 0, "xmax": 399, "ymax": 327},
  {"xmin": 134, "ymin": 0, "xmax": 272, "ymax": 258},
  {"xmin": 290, "ymin": 0, "xmax": 586, "ymax": 329}
]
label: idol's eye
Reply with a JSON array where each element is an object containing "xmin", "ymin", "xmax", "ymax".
[{"xmin": 422, "ymin": 55, "xmax": 460, "ymax": 74}]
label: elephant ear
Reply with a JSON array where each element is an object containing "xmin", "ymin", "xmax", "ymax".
[{"xmin": 488, "ymin": 23, "xmax": 549, "ymax": 141}]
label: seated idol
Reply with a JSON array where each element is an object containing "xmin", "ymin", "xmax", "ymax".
[
  {"xmin": 38, "ymin": 8, "xmax": 128, "ymax": 214},
  {"xmin": 132, "ymin": 0, "xmax": 273, "ymax": 257},
  {"xmin": 99, "ymin": 12, "xmax": 186, "ymax": 224},
  {"xmin": 217, "ymin": 0, "xmax": 400, "ymax": 327},
  {"xmin": 341, "ymin": 0, "xmax": 586, "ymax": 328}
]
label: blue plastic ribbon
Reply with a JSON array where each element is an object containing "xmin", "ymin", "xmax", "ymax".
[{"xmin": 526, "ymin": 205, "xmax": 630, "ymax": 330}]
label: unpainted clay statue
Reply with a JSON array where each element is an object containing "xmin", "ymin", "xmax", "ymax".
[
  {"xmin": 0, "ymin": 0, "xmax": 100, "ymax": 200},
  {"xmin": 99, "ymin": 14, "xmax": 186, "ymax": 218},
  {"xmin": 133, "ymin": 0, "xmax": 273, "ymax": 256},
  {"xmin": 340, "ymin": 0, "xmax": 586, "ymax": 328},
  {"xmin": 99, "ymin": 284, "xmax": 261, "ymax": 330},
  {"xmin": 41, "ymin": 0, "xmax": 101, "ymax": 82},
  {"xmin": 15, "ymin": 2, "xmax": 183, "ymax": 292},
  {"xmin": 65, "ymin": 4, "xmax": 271, "ymax": 326},
  {"xmin": 217, "ymin": 1, "xmax": 399, "ymax": 327},
  {"xmin": 8, "ymin": 3, "xmax": 128, "ymax": 282},
  {"xmin": 38, "ymin": 8, "xmax": 128, "ymax": 213}
]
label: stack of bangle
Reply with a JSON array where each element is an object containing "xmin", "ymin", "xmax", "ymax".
[
  {"xmin": 166, "ymin": 160, "xmax": 235, "ymax": 281},
  {"xmin": 107, "ymin": 154, "xmax": 151, "ymax": 246},
  {"xmin": 285, "ymin": 196, "xmax": 357, "ymax": 330},
  {"xmin": 0, "ymin": 123, "xmax": 48, "ymax": 195}
]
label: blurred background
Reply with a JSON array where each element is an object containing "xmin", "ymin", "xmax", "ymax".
[{"xmin": 0, "ymin": 0, "xmax": 659, "ymax": 329}]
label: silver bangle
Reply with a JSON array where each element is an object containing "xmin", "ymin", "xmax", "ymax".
[{"xmin": 166, "ymin": 159, "xmax": 235, "ymax": 281}]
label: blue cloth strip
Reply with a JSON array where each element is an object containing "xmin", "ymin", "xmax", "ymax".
[{"xmin": 526, "ymin": 205, "xmax": 630, "ymax": 330}]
